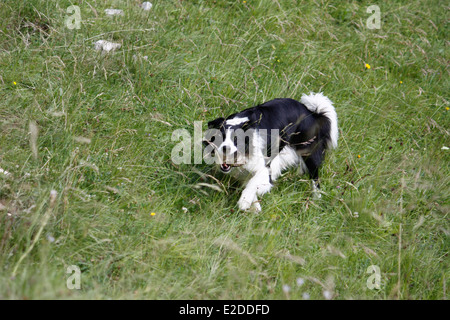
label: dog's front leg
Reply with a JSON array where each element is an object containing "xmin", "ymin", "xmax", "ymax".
[
  {"xmin": 238, "ymin": 185, "xmax": 257, "ymax": 211},
  {"xmin": 238, "ymin": 191, "xmax": 260, "ymax": 212},
  {"xmin": 238, "ymin": 168, "xmax": 272, "ymax": 211}
]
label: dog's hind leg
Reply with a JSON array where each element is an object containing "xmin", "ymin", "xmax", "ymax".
[{"xmin": 303, "ymin": 148, "xmax": 325, "ymax": 200}]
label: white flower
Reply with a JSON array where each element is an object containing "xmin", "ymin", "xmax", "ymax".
[
  {"xmin": 0, "ymin": 168, "xmax": 11, "ymax": 176},
  {"xmin": 141, "ymin": 2, "xmax": 153, "ymax": 11},
  {"xmin": 323, "ymin": 290, "xmax": 333, "ymax": 300},
  {"xmin": 442, "ymin": 146, "xmax": 449, "ymax": 150},
  {"xmin": 282, "ymin": 284, "xmax": 291, "ymax": 293},
  {"xmin": 302, "ymin": 292, "xmax": 310, "ymax": 300},
  {"xmin": 296, "ymin": 277, "xmax": 305, "ymax": 286}
]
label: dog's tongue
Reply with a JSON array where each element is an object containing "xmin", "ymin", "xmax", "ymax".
[{"xmin": 221, "ymin": 163, "xmax": 230, "ymax": 171}]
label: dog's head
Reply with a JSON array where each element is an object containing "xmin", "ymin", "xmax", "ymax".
[{"xmin": 204, "ymin": 115, "xmax": 253, "ymax": 173}]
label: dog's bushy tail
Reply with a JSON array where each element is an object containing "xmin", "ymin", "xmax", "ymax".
[{"xmin": 300, "ymin": 92, "xmax": 338, "ymax": 149}]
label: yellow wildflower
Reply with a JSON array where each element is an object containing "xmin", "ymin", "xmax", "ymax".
[
  {"xmin": 150, "ymin": 212, "xmax": 156, "ymax": 216},
  {"xmin": 365, "ymin": 64, "xmax": 371, "ymax": 69}
]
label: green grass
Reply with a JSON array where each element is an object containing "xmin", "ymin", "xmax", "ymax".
[{"xmin": 0, "ymin": 0, "xmax": 448, "ymax": 299}]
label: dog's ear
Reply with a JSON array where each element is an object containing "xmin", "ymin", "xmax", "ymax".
[{"xmin": 208, "ymin": 117, "xmax": 225, "ymax": 129}]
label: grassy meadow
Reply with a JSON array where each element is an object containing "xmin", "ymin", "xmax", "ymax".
[{"xmin": 0, "ymin": 0, "xmax": 448, "ymax": 299}]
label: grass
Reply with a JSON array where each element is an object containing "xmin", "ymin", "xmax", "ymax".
[{"xmin": 0, "ymin": 0, "xmax": 448, "ymax": 300}]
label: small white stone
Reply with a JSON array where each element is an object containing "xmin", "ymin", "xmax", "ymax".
[
  {"xmin": 105, "ymin": 9, "xmax": 124, "ymax": 16},
  {"xmin": 94, "ymin": 40, "xmax": 121, "ymax": 53}
]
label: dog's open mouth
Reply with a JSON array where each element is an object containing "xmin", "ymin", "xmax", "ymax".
[{"xmin": 220, "ymin": 163, "xmax": 231, "ymax": 173}]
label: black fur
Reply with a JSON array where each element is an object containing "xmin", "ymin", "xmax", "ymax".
[{"xmin": 209, "ymin": 98, "xmax": 332, "ymax": 183}]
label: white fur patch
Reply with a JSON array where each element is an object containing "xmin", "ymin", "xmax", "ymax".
[
  {"xmin": 217, "ymin": 129, "xmax": 238, "ymax": 161},
  {"xmin": 226, "ymin": 117, "xmax": 249, "ymax": 126},
  {"xmin": 269, "ymin": 146, "xmax": 299, "ymax": 180},
  {"xmin": 243, "ymin": 130, "xmax": 265, "ymax": 173},
  {"xmin": 238, "ymin": 130, "xmax": 272, "ymax": 211},
  {"xmin": 301, "ymin": 92, "xmax": 338, "ymax": 149},
  {"xmin": 311, "ymin": 180, "xmax": 321, "ymax": 199}
]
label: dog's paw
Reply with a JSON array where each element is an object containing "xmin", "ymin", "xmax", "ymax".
[
  {"xmin": 256, "ymin": 183, "xmax": 272, "ymax": 196},
  {"xmin": 311, "ymin": 182, "xmax": 322, "ymax": 200},
  {"xmin": 251, "ymin": 201, "xmax": 262, "ymax": 212},
  {"xmin": 238, "ymin": 197, "xmax": 252, "ymax": 211},
  {"xmin": 312, "ymin": 191, "xmax": 322, "ymax": 200},
  {"xmin": 238, "ymin": 197, "xmax": 261, "ymax": 212},
  {"xmin": 238, "ymin": 188, "xmax": 256, "ymax": 211}
]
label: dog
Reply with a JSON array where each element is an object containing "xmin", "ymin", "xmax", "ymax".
[{"xmin": 203, "ymin": 92, "xmax": 338, "ymax": 212}]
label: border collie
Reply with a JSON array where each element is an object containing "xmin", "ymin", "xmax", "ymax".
[{"xmin": 204, "ymin": 93, "xmax": 338, "ymax": 212}]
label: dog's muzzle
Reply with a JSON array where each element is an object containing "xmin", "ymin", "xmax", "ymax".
[{"xmin": 220, "ymin": 163, "xmax": 232, "ymax": 173}]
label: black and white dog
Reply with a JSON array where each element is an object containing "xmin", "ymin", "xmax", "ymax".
[{"xmin": 204, "ymin": 93, "xmax": 338, "ymax": 212}]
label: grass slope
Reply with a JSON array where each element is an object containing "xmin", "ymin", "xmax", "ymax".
[{"xmin": 0, "ymin": 0, "xmax": 448, "ymax": 299}]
